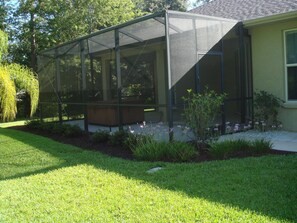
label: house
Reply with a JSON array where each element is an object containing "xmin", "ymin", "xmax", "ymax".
[
  {"xmin": 191, "ymin": 0, "xmax": 297, "ymax": 131},
  {"xmin": 37, "ymin": 0, "xmax": 297, "ymax": 139}
]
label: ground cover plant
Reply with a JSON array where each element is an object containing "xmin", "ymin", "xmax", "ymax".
[
  {"xmin": 0, "ymin": 127, "xmax": 296, "ymax": 222},
  {"xmin": 209, "ymin": 139, "xmax": 272, "ymax": 159},
  {"xmin": 19, "ymin": 120, "xmax": 289, "ymax": 163}
]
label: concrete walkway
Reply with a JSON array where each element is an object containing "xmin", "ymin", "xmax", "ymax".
[
  {"xmin": 66, "ymin": 120, "xmax": 297, "ymax": 153},
  {"xmin": 219, "ymin": 130, "xmax": 297, "ymax": 152}
]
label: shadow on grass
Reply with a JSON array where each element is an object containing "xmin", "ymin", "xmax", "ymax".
[{"xmin": 1, "ymin": 128, "xmax": 296, "ymax": 222}]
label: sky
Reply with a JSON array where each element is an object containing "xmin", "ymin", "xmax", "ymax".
[{"xmin": 188, "ymin": 0, "xmax": 198, "ymax": 10}]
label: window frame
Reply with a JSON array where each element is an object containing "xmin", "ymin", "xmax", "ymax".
[{"xmin": 284, "ymin": 28, "xmax": 297, "ymax": 102}]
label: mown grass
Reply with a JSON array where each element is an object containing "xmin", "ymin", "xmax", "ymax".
[{"xmin": 0, "ymin": 128, "xmax": 296, "ymax": 222}]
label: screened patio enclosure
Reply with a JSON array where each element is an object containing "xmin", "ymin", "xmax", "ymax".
[{"xmin": 38, "ymin": 10, "xmax": 252, "ymax": 140}]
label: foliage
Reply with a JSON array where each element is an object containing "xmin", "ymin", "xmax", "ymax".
[
  {"xmin": 0, "ymin": 28, "xmax": 7, "ymax": 60},
  {"xmin": 0, "ymin": 30, "xmax": 39, "ymax": 121},
  {"xmin": 25, "ymin": 119, "xmax": 42, "ymax": 129},
  {"xmin": 254, "ymin": 90, "xmax": 283, "ymax": 131},
  {"xmin": 250, "ymin": 139, "xmax": 272, "ymax": 154},
  {"xmin": 133, "ymin": 0, "xmax": 187, "ymax": 12},
  {"xmin": 25, "ymin": 120, "xmax": 83, "ymax": 137},
  {"xmin": 209, "ymin": 139, "xmax": 273, "ymax": 159},
  {"xmin": 0, "ymin": 66, "xmax": 16, "ymax": 121},
  {"xmin": 8, "ymin": 0, "xmax": 142, "ymax": 68},
  {"xmin": 133, "ymin": 140, "xmax": 197, "ymax": 162},
  {"xmin": 91, "ymin": 130, "xmax": 110, "ymax": 143},
  {"xmin": 182, "ymin": 89, "xmax": 226, "ymax": 144},
  {"xmin": 0, "ymin": 0, "xmax": 9, "ymax": 30},
  {"xmin": 63, "ymin": 124, "xmax": 84, "ymax": 137},
  {"xmin": 124, "ymin": 133, "xmax": 153, "ymax": 151},
  {"xmin": 108, "ymin": 130, "xmax": 130, "ymax": 147},
  {"xmin": 7, "ymin": 63, "xmax": 39, "ymax": 116},
  {"xmin": 192, "ymin": 0, "xmax": 212, "ymax": 8},
  {"xmin": 1, "ymin": 128, "xmax": 296, "ymax": 222},
  {"xmin": 50, "ymin": 123, "xmax": 68, "ymax": 134}
]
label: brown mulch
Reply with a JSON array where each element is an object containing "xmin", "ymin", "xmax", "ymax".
[
  {"xmin": 9, "ymin": 126, "xmax": 294, "ymax": 163},
  {"xmin": 10, "ymin": 126, "xmax": 134, "ymax": 160}
]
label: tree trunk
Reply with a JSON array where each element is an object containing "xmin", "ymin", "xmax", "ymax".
[{"xmin": 29, "ymin": 11, "xmax": 37, "ymax": 72}]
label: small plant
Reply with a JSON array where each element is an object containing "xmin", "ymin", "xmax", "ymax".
[
  {"xmin": 209, "ymin": 139, "xmax": 250, "ymax": 159},
  {"xmin": 254, "ymin": 90, "xmax": 283, "ymax": 131},
  {"xmin": 209, "ymin": 139, "xmax": 272, "ymax": 159},
  {"xmin": 133, "ymin": 140, "xmax": 197, "ymax": 162},
  {"xmin": 91, "ymin": 130, "xmax": 110, "ymax": 143},
  {"xmin": 25, "ymin": 120, "xmax": 42, "ymax": 129},
  {"xmin": 250, "ymin": 139, "xmax": 272, "ymax": 154},
  {"xmin": 63, "ymin": 124, "xmax": 83, "ymax": 137},
  {"xmin": 182, "ymin": 89, "xmax": 226, "ymax": 144},
  {"xmin": 51, "ymin": 123, "xmax": 67, "ymax": 134},
  {"xmin": 108, "ymin": 130, "xmax": 130, "ymax": 147},
  {"xmin": 124, "ymin": 133, "xmax": 153, "ymax": 151},
  {"xmin": 40, "ymin": 122, "xmax": 55, "ymax": 132}
]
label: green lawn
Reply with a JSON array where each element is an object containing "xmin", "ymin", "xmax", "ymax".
[{"xmin": 0, "ymin": 128, "xmax": 296, "ymax": 222}]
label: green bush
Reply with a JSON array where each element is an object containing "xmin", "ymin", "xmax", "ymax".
[
  {"xmin": 108, "ymin": 130, "xmax": 130, "ymax": 147},
  {"xmin": 51, "ymin": 123, "xmax": 67, "ymax": 134},
  {"xmin": 209, "ymin": 139, "xmax": 250, "ymax": 159},
  {"xmin": 133, "ymin": 140, "xmax": 197, "ymax": 162},
  {"xmin": 182, "ymin": 89, "xmax": 226, "ymax": 144},
  {"xmin": 25, "ymin": 120, "xmax": 42, "ymax": 129},
  {"xmin": 40, "ymin": 122, "xmax": 55, "ymax": 132},
  {"xmin": 209, "ymin": 139, "xmax": 272, "ymax": 159},
  {"xmin": 250, "ymin": 139, "xmax": 272, "ymax": 154},
  {"xmin": 124, "ymin": 133, "xmax": 153, "ymax": 151},
  {"xmin": 26, "ymin": 120, "xmax": 83, "ymax": 137},
  {"xmin": 63, "ymin": 124, "xmax": 83, "ymax": 137},
  {"xmin": 254, "ymin": 90, "xmax": 283, "ymax": 131},
  {"xmin": 91, "ymin": 130, "xmax": 110, "ymax": 143}
]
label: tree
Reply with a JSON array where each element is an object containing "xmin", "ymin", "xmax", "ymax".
[
  {"xmin": 9, "ymin": 0, "xmax": 142, "ymax": 70},
  {"xmin": 0, "ymin": 30, "xmax": 38, "ymax": 121},
  {"xmin": 133, "ymin": 0, "xmax": 188, "ymax": 12},
  {"xmin": 192, "ymin": 0, "xmax": 212, "ymax": 8}
]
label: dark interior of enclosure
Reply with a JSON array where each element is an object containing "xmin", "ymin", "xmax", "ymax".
[{"xmin": 38, "ymin": 11, "xmax": 253, "ymax": 139}]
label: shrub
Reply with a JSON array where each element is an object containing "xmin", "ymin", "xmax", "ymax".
[
  {"xmin": 254, "ymin": 90, "xmax": 283, "ymax": 131},
  {"xmin": 209, "ymin": 139, "xmax": 272, "ymax": 159},
  {"xmin": 182, "ymin": 89, "xmax": 226, "ymax": 144},
  {"xmin": 124, "ymin": 133, "xmax": 153, "ymax": 151},
  {"xmin": 40, "ymin": 122, "xmax": 55, "ymax": 132},
  {"xmin": 63, "ymin": 124, "xmax": 83, "ymax": 137},
  {"xmin": 250, "ymin": 139, "xmax": 272, "ymax": 154},
  {"xmin": 25, "ymin": 120, "xmax": 42, "ymax": 129},
  {"xmin": 209, "ymin": 139, "xmax": 250, "ymax": 159},
  {"xmin": 133, "ymin": 140, "xmax": 197, "ymax": 162},
  {"xmin": 108, "ymin": 130, "xmax": 129, "ymax": 147},
  {"xmin": 91, "ymin": 130, "xmax": 110, "ymax": 143},
  {"xmin": 51, "ymin": 123, "xmax": 67, "ymax": 134}
]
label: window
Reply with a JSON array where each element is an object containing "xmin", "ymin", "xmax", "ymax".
[{"xmin": 285, "ymin": 29, "xmax": 297, "ymax": 101}]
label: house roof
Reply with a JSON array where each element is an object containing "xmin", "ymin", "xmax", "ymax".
[{"xmin": 190, "ymin": 0, "xmax": 297, "ymax": 21}]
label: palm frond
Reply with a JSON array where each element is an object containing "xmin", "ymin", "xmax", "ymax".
[
  {"xmin": 7, "ymin": 64, "xmax": 39, "ymax": 117},
  {"xmin": 0, "ymin": 67, "xmax": 17, "ymax": 121}
]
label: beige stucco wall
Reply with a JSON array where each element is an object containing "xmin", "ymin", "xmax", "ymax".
[{"xmin": 248, "ymin": 18, "xmax": 297, "ymax": 131}]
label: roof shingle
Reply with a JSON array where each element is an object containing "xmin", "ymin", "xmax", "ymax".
[{"xmin": 190, "ymin": 0, "xmax": 297, "ymax": 21}]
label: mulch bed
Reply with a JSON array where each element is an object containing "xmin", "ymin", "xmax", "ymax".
[{"xmin": 10, "ymin": 126, "xmax": 294, "ymax": 163}]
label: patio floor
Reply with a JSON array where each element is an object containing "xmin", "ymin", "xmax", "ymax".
[
  {"xmin": 66, "ymin": 120, "xmax": 297, "ymax": 152},
  {"xmin": 219, "ymin": 130, "xmax": 297, "ymax": 152},
  {"xmin": 65, "ymin": 120, "xmax": 194, "ymax": 142}
]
